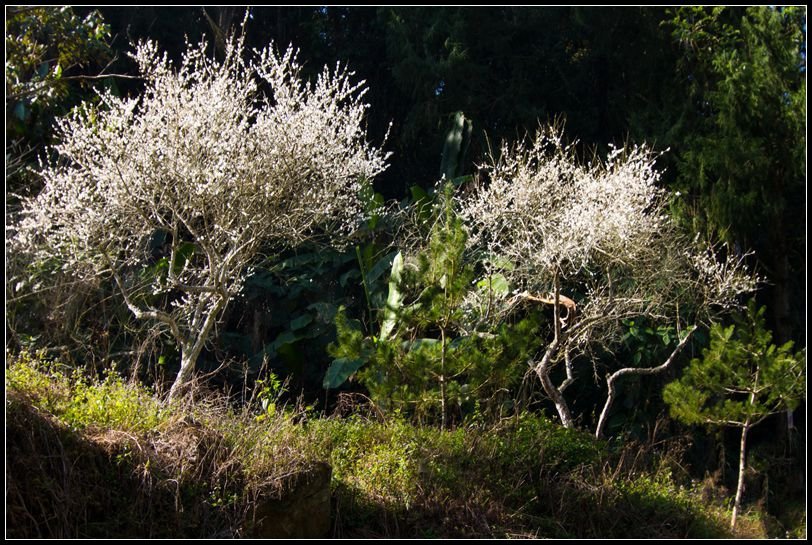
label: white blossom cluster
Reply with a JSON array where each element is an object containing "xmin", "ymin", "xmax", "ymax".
[
  {"xmin": 688, "ymin": 242, "xmax": 761, "ymax": 310},
  {"xmin": 459, "ymin": 125, "xmax": 667, "ymax": 287},
  {"xmin": 457, "ymin": 125, "xmax": 759, "ymax": 329},
  {"xmin": 455, "ymin": 125, "xmax": 760, "ymax": 432},
  {"xmin": 10, "ymin": 34, "xmax": 389, "ymax": 390},
  {"xmin": 13, "ymin": 33, "xmax": 388, "ymax": 279}
]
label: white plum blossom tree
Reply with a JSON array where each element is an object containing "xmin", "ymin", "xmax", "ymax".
[
  {"xmin": 458, "ymin": 124, "xmax": 759, "ymax": 436},
  {"xmin": 10, "ymin": 33, "xmax": 389, "ymax": 398}
]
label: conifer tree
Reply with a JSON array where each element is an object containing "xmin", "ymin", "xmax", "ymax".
[
  {"xmin": 329, "ymin": 183, "xmax": 539, "ymax": 426},
  {"xmin": 663, "ymin": 301, "xmax": 805, "ymax": 529}
]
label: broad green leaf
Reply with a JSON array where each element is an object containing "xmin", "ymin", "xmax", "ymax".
[
  {"xmin": 270, "ymin": 330, "xmax": 302, "ymax": 350},
  {"xmin": 476, "ymin": 273, "xmax": 510, "ymax": 295},
  {"xmin": 485, "ymin": 255, "xmax": 515, "ymax": 272},
  {"xmin": 339, "ymin": 268, "xmax": 360, "ymax": 287},
  {"xmin": 365, "ymin": 250, "xmax": 398, "ymax": 286},
  {"xmin": 13, "ymin": 101, "xmax": 27, "ymax": 121},
  {"xmin": 248, "ymin": 329, "xmax": 310, "ymax": 367},
  {"xmin": 290, "ymin": 314, "xmax": 313, "ymax": 331},
  {"xmin": 323, "ymin": 357, "xmax": 365, "ymax": 389},
  {"xmin": 410, "ymin": 185, "xmax": 434, "ymax": 224},
  {"xmin": 379, "ymin": 251, "xmax": 404, "ymax": 341},
  {"xmin": 359, "ymin": 178, "xmax": 384, "ymax": 229},
  {"xmin": 448, "ymin": 174, "xmax": 473, "ymax": 187},
  {"xmin": 440, "ymin": 111, "xmax": 472, "ymax": 180},
  {"xmin": 172, "ymin": 242, "xmax": 196, "ymax": 274},
  {"xmin": 307, "ymin": 302, "xmax": 338, "ymax": 323},
  {"xmin": 410, "ymin": 184, "xmax": 429, "ymax": 203}
]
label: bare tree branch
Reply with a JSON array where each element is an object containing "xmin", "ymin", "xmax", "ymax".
[{"xmin": 595, "ymin": 326, "xmax": 697, "ymax": 438}]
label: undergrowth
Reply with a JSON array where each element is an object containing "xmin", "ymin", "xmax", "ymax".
[
  {"xmin": 309, "ymin": 412, "xmax": 745, "ymax": 539},
  {"xmin": 6, "ymin": 351, "xmax": 324, "ymax": 538},
  {"xmin": 6, "ymin": 351, "xmax": 789, "ymax": 538},
  {"xmin": 6, "ymin": 351, "xmax": 167, "ymax": 433}
]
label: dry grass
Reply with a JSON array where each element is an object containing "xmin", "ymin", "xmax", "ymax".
[
  {"xmin": 5, "ymin": 353, "xmax": 324, "ymax": 538},
  {"xmin": 7, "ymin": 352, "xmax": 798, "ymax": 539}
]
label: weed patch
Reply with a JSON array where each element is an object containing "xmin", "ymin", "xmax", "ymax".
[
  {"xmin": 5, "ymin": 352, "xmax": 327, "ymax": 538},
  {"xmin": 6, "ymin": 352, "xmax": 785, "ymax": 539}
]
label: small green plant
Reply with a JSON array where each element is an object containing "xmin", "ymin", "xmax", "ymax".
[
  {"xmin": 5, "ymin": 350, "xmax": 72, "ymax": 411},
  {"xmin": 253, "ymin": 372, "xmax": 286, "ymax": 422},
  {"xmin": 328, "ymin": 183, "xmax": 540, "ymax": 427},
  {"xmin": 663, "ymin": 301, "xmax": 805, "ymax": 530},
  {"xmin": 62, "ymin": 370, "xmax": 167, "ymax": 432},
  {"xmin": 6, "ymin": 351, "xmax": 168, "ymax": 433}
]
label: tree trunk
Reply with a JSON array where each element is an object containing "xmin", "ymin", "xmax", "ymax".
[
  {"xmin": 439, "ymin": 326, "xmax": 447, "ymax": 429},
  {"xmin": 732, "ymin": 366, "xmax": 759, "ymax": 530},
  {"xmin": 535, "ymin": 339, "xmax": 575, "ymax": 428},
  {"xmin": 169, "ymin": 348, "xmax": 199, "ymax": 399},
  {"xmin": 533, "ymin": 273, "xmax": 575, "ymax": 428},
  {"xmin": 771, "ymin": 250, "xmax": 797, "ymax": 433},
  {"xmin": 731, "ymin": 421, "xmax": 750, "ymax": 530},
  {"xmin": 167, "ymin": 296, "xmax": 227, "ymax": 399},
  {"xmin": 595, "ymin": 372, "xmax": 620, "ymax": 439}
]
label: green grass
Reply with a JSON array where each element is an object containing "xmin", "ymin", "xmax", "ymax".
[
  {"xmin": 6, "ymin": 350, "xmax": 168, "ymax": 433},
  {"xmin": 5, "ymin": 351, "xmax": 326, "ymax": 538},
  {"xmin": 7, "ymin": 351, "xmax": 788, "ymax": 539},
  {"xmin": 308, "ymin": 413, "xmax": 737, "ymax": 538}
]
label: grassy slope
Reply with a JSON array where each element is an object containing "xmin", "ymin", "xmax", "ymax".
[{"xmin": 6, "ymin": 352, "xmax": 798, "ymax": 538}]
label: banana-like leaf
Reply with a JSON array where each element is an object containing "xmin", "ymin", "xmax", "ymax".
[
  {"xmin": 323, "ymin": 357, "xmax": 365, "ymax": 389},
  {"xmin": 365, "ymin": 250, "xmax": 399, "ymax": 286},
  {"xmin": 379, "ymin": 251, "xmax": 404, "ymax": 341},
  {"xmin": 440, "ymin": 111, "xmax": 473, "ymax": 181},
  {"xmin": 290, "ymin": 314, "xmax": 313, "ymax": 331},
  {"xmin": 476, "ymin": 272, "xmax": 510, "ymax": 295}
]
